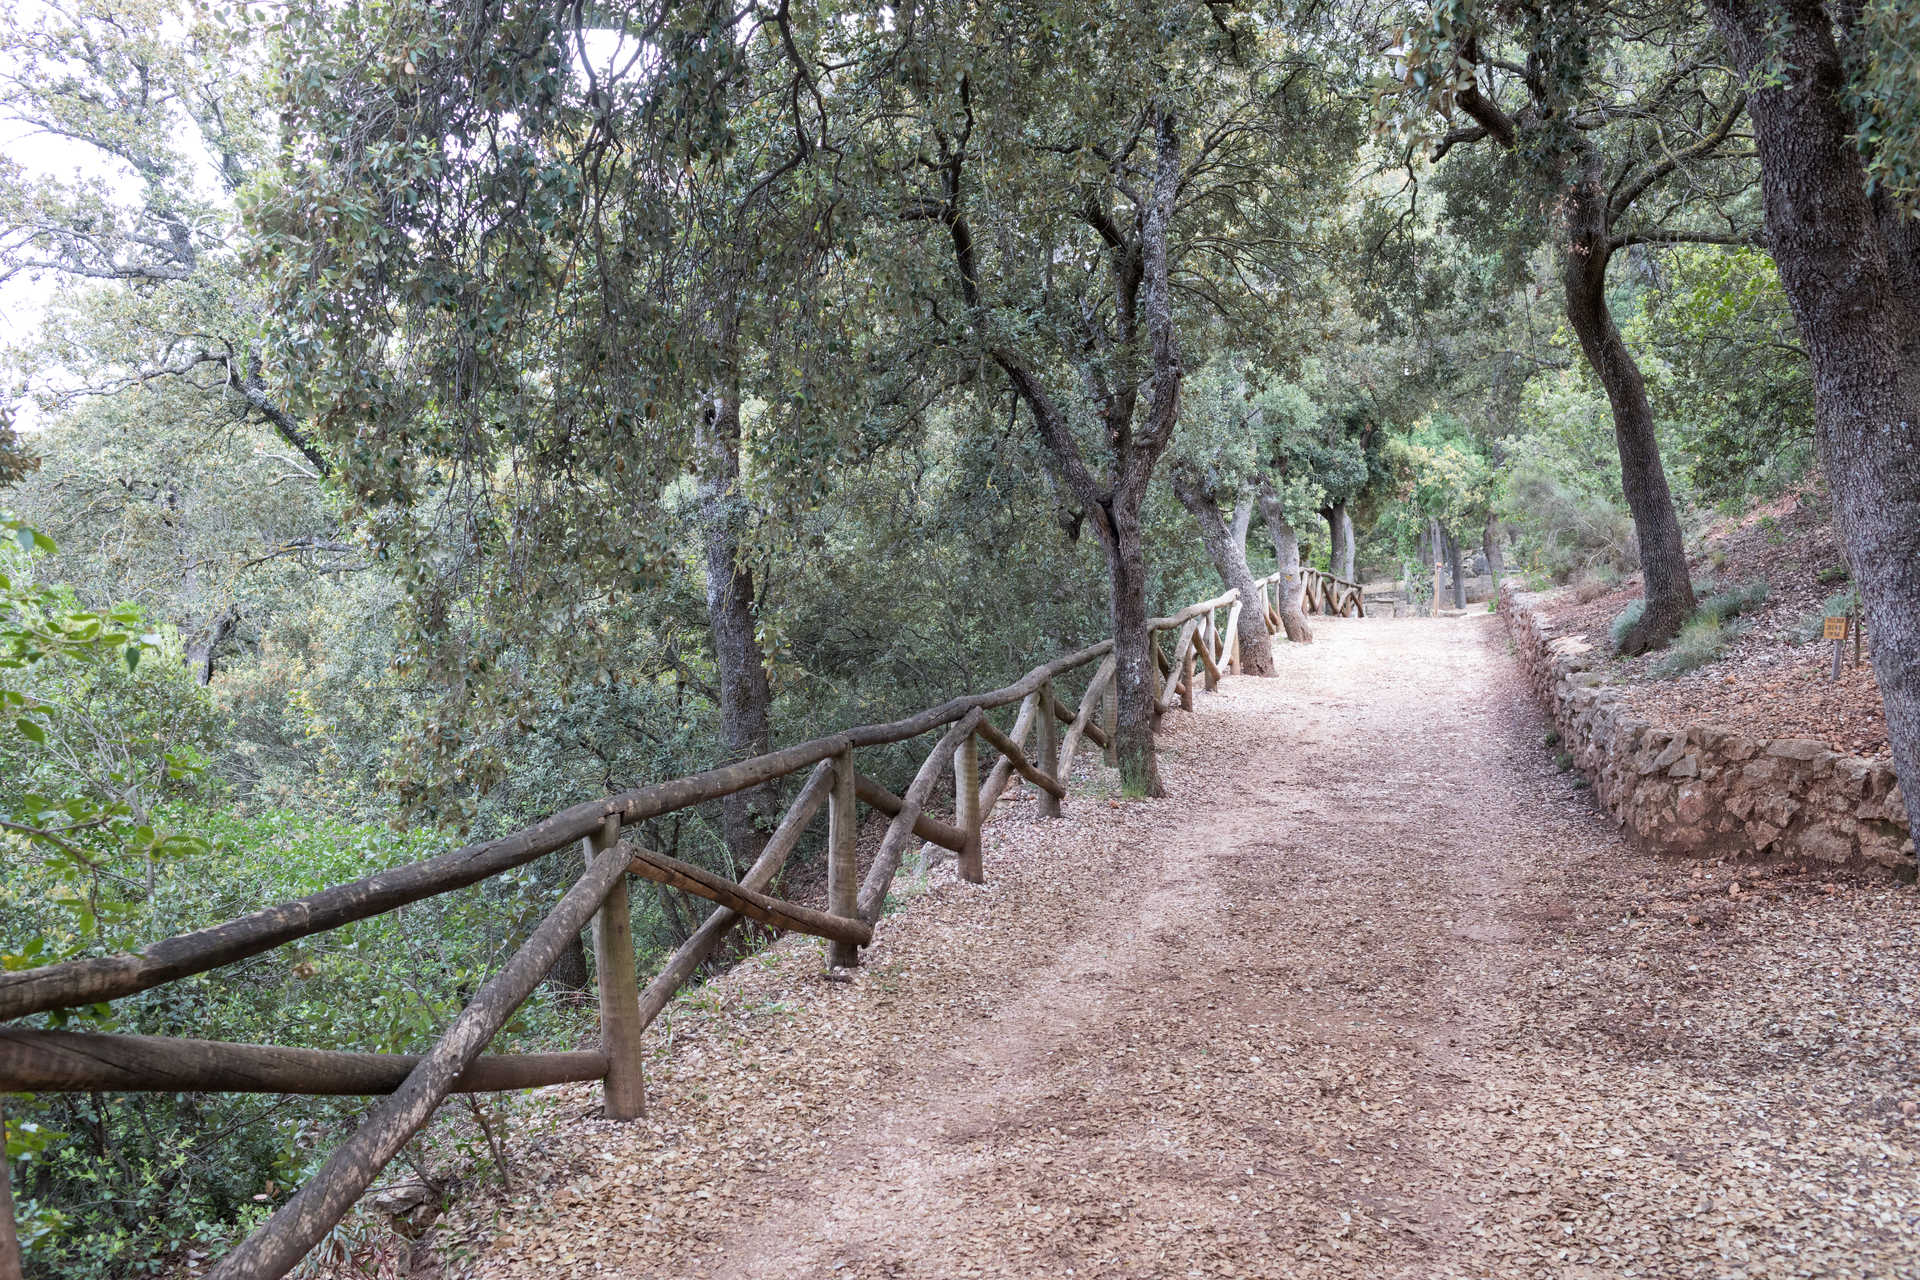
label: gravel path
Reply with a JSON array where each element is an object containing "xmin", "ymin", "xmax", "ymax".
[{"xmin": 439, "ymin": 613, "xmax": 1920, "ymax": 1279}]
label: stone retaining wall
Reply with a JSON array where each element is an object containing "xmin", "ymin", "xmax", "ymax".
[{"xmin": 1503, "ymin": 592, "xmax": 1915, "ymax": 877}]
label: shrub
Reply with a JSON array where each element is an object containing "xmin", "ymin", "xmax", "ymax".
[
  {"xmin": 1609, "ymin": 600, "xmax": 1646, "ymax": 652},
  {"xmin": 1697, "ymin": 579, "xmax": 1769, "ymax": 624},
  {"xmin": 1650, "ymin": 614, "xmax": 1733, "ymax": 679},
  {"xmin": 1798, "ymin": 588, "xmax": 1860, "ymax": 643},
  {"xmin": 1573, "ymin": 564, "xmax": 1618, "ymax": 603}
]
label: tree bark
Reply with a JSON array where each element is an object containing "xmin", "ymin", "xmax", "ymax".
[
  {"xmin": 183, "ymin": 604, "xmax": 239, "ymax": 686},
  {"xmin": 1445, "ymin": 526, "xmax": 1466, "ymax": 610},
  {"xmin": 1562, "ymin": 147, "xmax": 1695, "ymax": 653},
  {"xmin": 1428, "ymin": 519, "xmax": 1444, "ymax": 616},
  {"xmin": 1102, "ymin": 503, "xmax": 1163, "ymax": 795},
  {"xmin": 1707, "ymin": 0, "xmax": 1920, "ymax": 846},
  {"xmin": 1256, "ymin": 483, "xmax": 1312, "ymax": 643},
  {"xmin": 697, "ymin": 374, "xmax": 777, "ymax": 868},
  {"xmin": 1330, "ymin": 502, "xmax": 1356, "ymax": 581},
  {"xmin": 1482, "ymin": 511, "xmax": 1506, "ymax": 593},
  {"xmin": 1171, "ymin": 476, "xmax": 1275, "ymax": 676}
]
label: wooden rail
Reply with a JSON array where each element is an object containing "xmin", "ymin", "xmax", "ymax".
[
  {"xmin": 0, "ymin": 571, "xmax": 1363, "ymax": 1279},
  {"xmin": 1299, "ymin": 567, "xmax": 1365, "ymax": 618}
]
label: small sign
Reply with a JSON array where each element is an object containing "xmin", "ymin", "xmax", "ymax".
[{"xmin": 1823, "ymin": 616, "xmax": 1850, "ymax": 641}]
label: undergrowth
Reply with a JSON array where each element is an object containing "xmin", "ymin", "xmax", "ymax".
[
  {"xmin": 1798, "ymin": 587, "xmax": 1861, "ymax": 643},
  {"xmin": 1608, "ymin": 600, "xmax": 1645, "ymax": 651}
]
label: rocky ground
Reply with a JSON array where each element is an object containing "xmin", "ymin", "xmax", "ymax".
[{"xmin": 424, "ymin": 613, "xmax": 1920, "ymax": 1279}]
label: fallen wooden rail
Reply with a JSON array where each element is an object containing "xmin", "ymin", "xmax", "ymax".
[{"xmin": 0, "ymin": 569, "xmax": 1360, "ymax": 1279}]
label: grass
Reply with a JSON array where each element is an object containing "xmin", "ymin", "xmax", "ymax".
[
  {"xmin": 1696, "ymin": 579, "xmax": 1769, "ymax": 624},
  {"xmin": 1609, "ymin": 600, "xmax": 1645, "ymax": 652},
  {"xmin": 1614, "ymin": 579, "xmax": 1767, "ymax": 667},
  {"xmin": 1649, "ymin": 613, "xmax": 1738, "ymax": 679},
  {"xmin": 1797, "ymin": 587, "xmax": 1860, "ymax": 643}
]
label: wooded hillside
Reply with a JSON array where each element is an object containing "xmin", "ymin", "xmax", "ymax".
[{"xmin": 2, "ymin": 1, "xmax": 1917, "ymax": 1274}]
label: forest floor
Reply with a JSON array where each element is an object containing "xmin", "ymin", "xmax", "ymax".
[
  {"xmin": 427, "ymin": 613, "xmax": 1920, "ymax": 1280},
  {"xmin": 1539, "ymin": 489, "xmax": 1890, "ymax": 759}
]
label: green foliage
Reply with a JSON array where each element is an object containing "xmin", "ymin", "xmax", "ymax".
[
  {"xmin": 1696, "ymin": 580, "xmax": 1769, "ymax": 626},
  {"xmin": 1649, "ymin": 614, "xmax": 1734, "ymax": 680},
  {"xmin": 1, "ymin": 507, "xmax": 214, "ymax": 977},
  {"xmin": 1640, "ymin": 248, "xmax": 1814, "ymax": 505},
  {"xmin": 4, "ymin": 805, "xmax": 593, "ymax": 1277},
  {"xmin": 1850, "ymin": 0, "xmax": 1920, "ymax": 210},
  {"xmin": 1799, "ymin": 589, "xmax": 1863, "ymax": 644},
  {"xmin": 1609, "ymin": 600, "xmax": 1646, "ymax": 653}
]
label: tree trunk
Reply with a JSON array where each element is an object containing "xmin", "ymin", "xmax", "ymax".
[
  {"xmin": 543, "ymin": 844, "xmax": 590, "ymax": 992},
  {"xmin": 1331, "ymin": 502, "xmax": 1355, "ymax": 581},
  {"xmin": 1562, "ymin": 147, "xmax": 1695, "ymax": 654},
  {"xmin": 698, "ymin": 379, "xmax": 776, "ymax": 866},
  {"xmin": 1708, "ymin": 0, "xmax": 1920, "ymax": 847},
  {"xmin": 1100, "ymin": 501, "xmax": 1163, "ymax": 796},
  {"xmin": 1428, "ymin": 519, "xmax": 1444, "ymax": 616},
  {"xmin": 1482, "ymin": 511, "xmax": 1506, "ymax": 591},
  {"xmin": 1445, "ymin": 526, "xmax": 1466, "ymax": 609},
  {"xmin": 183, "ymin": 604, "xmax": 239, "ymax": 686},
  {"xmin": 1171, "ymin": 476, "xmax": 1275, "ymax": 676},
  {"xmin": 1256, "ymin": 485, "xmax": 1312, "ymax": 642}
]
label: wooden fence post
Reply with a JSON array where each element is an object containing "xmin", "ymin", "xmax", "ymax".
[
  {"xmin": 1035, "ymin": 681, "xmax": 1061, "ymax": 818},
  {"xmin": 827, "ymin": 748, "xmax": 861, "ymax": 968},
  {"xmin": 1202, "ymin": 612, "xmax": 1220, "ymax": 691},
  {"xmin": 588, "ymin": 815, "xmax": 645, "ymax": 1120},
  {"xmin": 954, "ymin": 733, "xmax": 983, "ymax": 883},
  {"xmin": 1179, "ymin": 641, "xmax": 1195, "ymax": 712},
  {"xmin": 0, "ymin": 1101, "xmax": 20, "ymax": 1280}
]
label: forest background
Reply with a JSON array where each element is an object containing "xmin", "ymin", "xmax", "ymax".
[{"xmin": 2, "ymin": 0, "xmax": 1916, "ymax": 1274}]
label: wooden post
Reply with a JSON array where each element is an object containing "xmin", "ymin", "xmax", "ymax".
[
  {"xmin": 1179, "ymin": 641, "xmax": 1195, "ymax": 712},
  {"xmin": 954, "ymin": 733, "xmax": 983, "ymax": 883},
  {"xmin": 1035, "ymin": 681, "xmax": 1061, "ymax": 818},
  {"xmin": 1202, "ymin": 612, "xmax": 1220, "ymax": 691},
  {"xmin": 827, "ymin": 748, "xmax": 860, "ymax": 968},
  {"xmin": 588, "ymin": 815, "xmax": 645, "ymax": 1120},
  {"xmin": 1102, "ymin": 677, "xmax": 1118, "ymax": 767},
  {"xmin": 0, "ymin": 1100, "xmax": 20, "ymax": 1280}
]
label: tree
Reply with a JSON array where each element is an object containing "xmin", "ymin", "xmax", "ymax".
[
  {"xmin": 256, "ymin": 0, "xmax": 852, "ymax": 848},
  {"xmin": 1392, "ymin": 1, "xmax": 1759, "ymax": 652},
  {"xmin": 865, "ymin": 0, "xmax": 1356, "ymax": 791},
  {"xmin": 0, "ymin": 1, "xmax": 335, "ymax": 685},
  {"xmin": 1702, "ymin": 0, "xmax": 1920, "ymax": 850},
  {"xmin": 1165, "ymin": 365, "xmax": 1281, "ymax": 676}
]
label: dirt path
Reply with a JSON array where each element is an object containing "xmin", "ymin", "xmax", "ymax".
[{"xmin": 439, "ymin": 614, "xmax": 1920, "ymax": 1279}]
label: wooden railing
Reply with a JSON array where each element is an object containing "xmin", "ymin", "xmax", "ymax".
[
  {"xmin": 0, "ymin": 571, "xmax": 1352, "ymax": 1279},
  {"xmin": 1300, "ymin": 567, "xmax": 1365, "ymax": 618}
]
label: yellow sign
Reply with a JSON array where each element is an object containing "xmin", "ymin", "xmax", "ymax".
[{"xmin": 1823, "ymin": 616, "xmax": 1850, "ymax": 640}]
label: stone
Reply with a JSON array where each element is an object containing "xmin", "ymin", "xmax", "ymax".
[
  {"xmin": 1833, "ymin": 757, "xmax": 1873, "ymax": 796},
  {"xmin": 1755, "ymin": 792, "xmax": 1801, "ymax": 827},
  {"xmin": 1650, "ymin": 738, "xmax": 1688, "ymax": 772},
  {"xmin": 1668, "ymin": 753, "xmax": 1700, "ymax": 779},
  {"xmin": 1725, "ymin": 790, "xmax": 1755, "ymax": 821},
  {"xmin": 373, "ymin": 1183, "xmax": 433, "ymax": 1215},
  {"xmin": 1767, "ymin": 738, "xmax": 1830, "ymax": 762},
  {"xmin": 1746, "ymin": 820, "xmax": 1782, "ymax": 851},
  {"xmin": 1676, "ymin": 782, "xmax": 1711, "ymax": 826},
  {"xmin": 1791, "ymin": 822, "xmax": 1856, "ymax": 865}
]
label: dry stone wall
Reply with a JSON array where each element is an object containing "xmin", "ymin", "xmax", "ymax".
[{"xmin": 1504, "ymin": 592, "xmax": 1915, "ymax": 879}]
